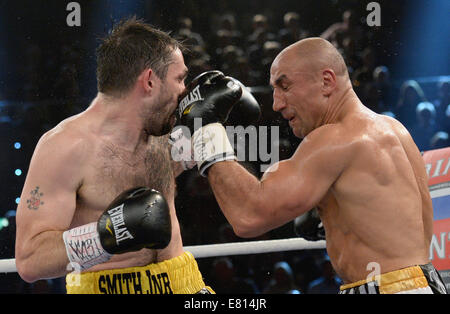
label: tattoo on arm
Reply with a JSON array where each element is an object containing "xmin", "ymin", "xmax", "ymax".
[{"xmin": 26, "ymin": 186, "xmax": 44, "ymax": 210}]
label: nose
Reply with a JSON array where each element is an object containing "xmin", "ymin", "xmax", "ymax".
[{"xmin": 272, "ymin": 90, "xmax": 287, "ymax": 112}]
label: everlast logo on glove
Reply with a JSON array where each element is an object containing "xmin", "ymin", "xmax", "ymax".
[
  {"xmin": 179, "ymin": 85, "xmax": 203, "ymax": 117},
  {"xmin": 107, "ymin": 204, "xmax": 134, "ymax": 245}
]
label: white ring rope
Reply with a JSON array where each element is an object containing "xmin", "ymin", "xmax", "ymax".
[
  {"xmin": 185, "ymin": 238, "xmax": 326, "ymax": 258},
  {"xmin": 0, "ymin": 238, "xmax": 326, "ymax": 274},
  {"xmin": 0, "ymin": 258, "xmax": 17, "ymax": 273}
]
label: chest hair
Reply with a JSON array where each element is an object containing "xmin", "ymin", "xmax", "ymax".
[{"xmin": 95, "ymin": 135, "xmax": 174, "ymax": 198}]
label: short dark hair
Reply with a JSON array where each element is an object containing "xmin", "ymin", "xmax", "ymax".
[{"xmin": 96, "ymin": 16, "xmax": 183, "ymax": 96}]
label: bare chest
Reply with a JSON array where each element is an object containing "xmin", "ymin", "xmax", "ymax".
[{"xmin": 77, "ymin": 136, "xmax": 174, "ymax": 215}]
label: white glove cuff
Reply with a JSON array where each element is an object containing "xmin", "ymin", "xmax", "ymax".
[
  {"xmin": 192, "ymin": 123, "xmax": 236, "ymax": 176},
  {"xmin": 62, "ymin": 222, "xmax": 112, "ymax": 271}
]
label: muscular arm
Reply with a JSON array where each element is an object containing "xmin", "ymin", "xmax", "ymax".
[
  {"xmin": 208, "ymin": 126, "xmax": 347, "ymax": 238},
  {"xmin": 15, "ymin": 129, "xmax": 86, "ymax": 282}
]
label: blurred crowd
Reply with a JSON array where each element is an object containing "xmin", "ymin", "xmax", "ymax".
[
  {"xmin": 0, "ymin": 5, "xmax": 449, "ymax": 294},
  {"xmin": 172, "ymin": 10, "xmax": 449, "ymax": 152}
]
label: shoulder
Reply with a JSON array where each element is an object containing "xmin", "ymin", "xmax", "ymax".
[
  {"xmin": 303, "ymin": 123, "xmax": 347, "ymax": 142},
  {"xmin": 21, "ymin": 114, "xmax": 94, "ymax": 195},
  {"xmin": 334, "ymin": 111, "xmax": 417, "ymax": 166},
  {"xmin": 295, "ymin": 123, "xmax": 351, "ymax": 158},
  {"xmin": 285, "ymin": 124, "xmax": 353, "ymax": 178},
  {"xmin": 292, "ymin": 117, "xmax": 384, "ymax": 170},
  {"xmin": 33, "ymin": 114, "xmax": 93, "ymax": 166},
  {"xmin": 378, "ymin": 113, "xmax": 411, "ymax": 137}
]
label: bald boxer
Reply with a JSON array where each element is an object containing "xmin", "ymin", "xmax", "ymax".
[
  {"xmin": 15, "ymin": 17, "xmax": 213, "ymax": 294},
  {"xmin": 179, "ymin": 38, "xmax": 447, "ymax": 294}
]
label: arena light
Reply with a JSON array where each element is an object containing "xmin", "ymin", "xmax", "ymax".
[
  {"xmin": 14, "ymin": 142, "xmax": 21, "ymax": 149},
  {"xmin": 394, "ymin": 0, "xmax": 450, "ymax": 78},
  {"xmin": 14, "ymin": 169, "xmax": 22, "ymax": 176},
  {"xmin": 0, "ymin": 217, "xmax": 8, "ymax": 229}
]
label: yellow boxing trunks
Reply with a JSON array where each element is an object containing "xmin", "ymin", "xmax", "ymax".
[
  {"xmin": 339, "ymin": 263, "xmax": 448, "ymax": 294},
  {"xmin": 66, "ymin": 251, "xmax": 214, "ymax": 294}
]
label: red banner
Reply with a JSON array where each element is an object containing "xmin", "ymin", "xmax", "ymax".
[
  {"xmin": 423, "ymin": 147, "xmax": 450, "ymax": 279},
  {"xmin": 423, "ymin": 147, "xmax": 450, "ymax": 187}
]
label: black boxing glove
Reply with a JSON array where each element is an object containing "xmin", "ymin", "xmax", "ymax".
[
  {"xmin": 177, "ymin": 71, "xmax": 242, "ymax": 176},
  {"xmin": 178, "ymin": 70, "xmax": 242, "ymax": 132},
  {"xmin": 63, "ymin": 187, "xmax": 171, "ymax": 270},
  {"xmin": 293, "ymin": 208, "xmax": 325, "ymax": 241},
  {"xmin": 171, "ymin": 75, "xmax": 261, "ymax": 173},
  {"xmin": 226, "ymin": 79, "xmax": 261, "ymax": 127},
  {"xmin": 97, "ymin": 187, "xmax": 172, "ymax": 253}
]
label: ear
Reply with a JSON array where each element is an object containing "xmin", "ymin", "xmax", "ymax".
[
  {"xmin": 142, "ymin": 68, "xmax": 154, "ymax": 93},
  {"xmin": 321, "ymin": 69, "xmax": 337, "ymax": 96}
]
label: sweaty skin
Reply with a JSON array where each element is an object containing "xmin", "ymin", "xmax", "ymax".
[
  {"xmin": 207, "ymin": 38, "xmax": 432, "ymax": 284},
  {"xmin": 15, "ymin": 48, "xmax": 189, "ymax": 282}
]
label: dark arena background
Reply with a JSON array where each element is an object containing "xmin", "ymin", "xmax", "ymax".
[{"xmin": 0, "ymin": 0, "xmax": 448, "ymax": 296}]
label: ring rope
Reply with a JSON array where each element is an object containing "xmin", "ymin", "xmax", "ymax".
[
  {"xmin": 0, "ymin": 238, "xmax": 326, "ymax": 273},
  {"xmin": 185, "ymin": 238, "xmax": 326, "ymax": 258},
  {"xmin": 0, "ymin": 258, "xmax": 17, "ymax": 273}
]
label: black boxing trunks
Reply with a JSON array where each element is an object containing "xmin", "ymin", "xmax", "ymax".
[
  {"xmin": 66, "ymin": 251, "xmax": 214, "ymax": 294},
  {"xmin": 339, "ymin": 263, "xmax": 447, "ymax": 294}
]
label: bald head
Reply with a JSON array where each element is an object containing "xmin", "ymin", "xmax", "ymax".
[{"xmin": 272, "ymin": 37, "xmax": 349, "ymax": 81}]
